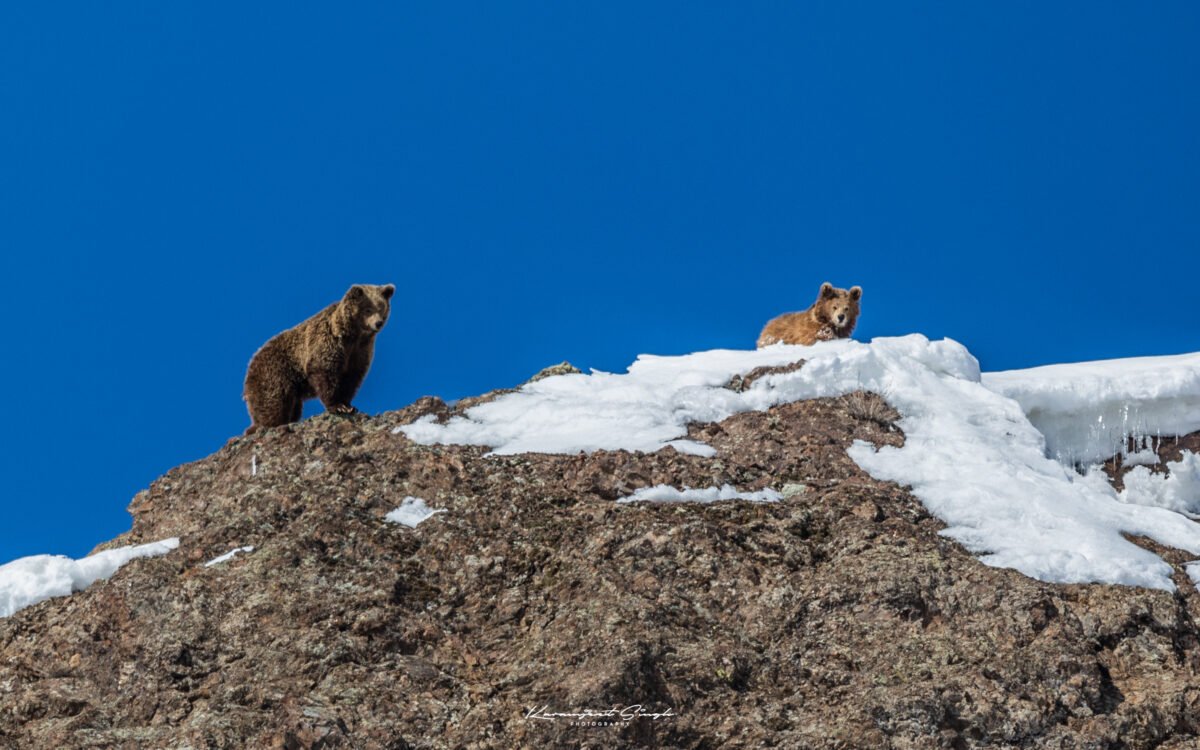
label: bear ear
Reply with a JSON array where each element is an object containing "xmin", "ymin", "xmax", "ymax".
[
  {"xmin": 345, "ymin": 285, "xmax": 366, "ymax": 300},
  {"xmin": 819, "ymin": 282, "xmax": 835, "ymax": 298},
  {"xmin": 849, "ymin": 286, "xmax": 862, "ymax": 301},
  {"xmin": 380, "ymin": 284, "xmax": 395, "ymax": 300}
]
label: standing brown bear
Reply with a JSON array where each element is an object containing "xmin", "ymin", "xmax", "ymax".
[
  {"xmin": 757, "ymin": 282, "xmax": 862, "ymax": 348},
  {"xmin": 243, "ymin": 284, "xmax": 395, "ymax": 434}
]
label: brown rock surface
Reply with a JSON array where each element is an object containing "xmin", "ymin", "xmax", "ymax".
[{"xmin": 2, "ymin": 382, "xmax": 1200, "ymax": 749}]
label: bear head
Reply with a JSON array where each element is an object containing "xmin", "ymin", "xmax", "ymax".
[
  {"xmin": 341, "ymin": 284, "xmax": 395, "ymax": 335},
  {"xmin": 812, "ymin": 282, "xmax": 862, "ymax": 334}
]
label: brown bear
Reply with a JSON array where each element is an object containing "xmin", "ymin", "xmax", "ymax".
[
  {"xmin": 757, "ymin": 282, "xmax": 862, "ymax": 348},
  {"xmin": 243, "ymin": 284, "xmax": 395, "ymax": 434}
]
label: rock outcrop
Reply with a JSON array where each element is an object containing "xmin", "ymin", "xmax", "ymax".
[{"xmin": 3, "ymin": 370, "xmax": 1200, "ymax": 749}]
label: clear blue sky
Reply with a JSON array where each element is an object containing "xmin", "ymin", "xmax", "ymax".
[{"xmin": 1, "ymin": 3, "xmax": 1197, "ymax": 560}]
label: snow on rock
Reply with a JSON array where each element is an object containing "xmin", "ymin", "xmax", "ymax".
[
  {"xmin": 0, "ymin": 538, "xmax": 180, "ymax": 619},
  {"xmin": 204, "ymin": 546, "xmax": 255, "ymax": 568},
  {"xmin": 1118, "ymin": 451, "xmax": 1200, "ymax": 517},
  {"xmin": 385, "ymin": 497, "xmax": 447, "ymax": 528},
  {"xmin": 1122, "ymin": 447, "xmax": 1161, "ymax": 468},
  {"xmin": 397, "ymin": 340, "xmax": 884, "ymax": 456},
  {"xmin": 617, "ymin": 484, "xmax": 782, "ymax": 504},
  {"xmin": 983, "ymin": 352, "xmax": 1200, "ymax": 466},
  {"xmin": 1188, "ymin": 562, "xmax": 1200, "ymax": 589},
  {"xmin": 399, "ymin": 335, "xmax": 1200, "ymax": 590}
]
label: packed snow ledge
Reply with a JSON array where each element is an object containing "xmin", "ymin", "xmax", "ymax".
[
  {"xmin": 398, "ymin": 335, "xmax": 1200, "ymax": 591},
  {"xmin": 983, "ymin": 351, "xmax": 1200, "ymax": 466}
]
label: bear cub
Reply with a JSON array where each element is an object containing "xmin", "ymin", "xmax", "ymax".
[
  {"xmin": 244, "ymin": 284, "xmax": 395, "ymax": 434},
  {"xmin": 757, "ymin": 282, "xmax": 862, "ymax": 348}
]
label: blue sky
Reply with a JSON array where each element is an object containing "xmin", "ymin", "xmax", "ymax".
[{"xmin": 1, "ymin": 3, "xmax": 1197, "ymax": 560}]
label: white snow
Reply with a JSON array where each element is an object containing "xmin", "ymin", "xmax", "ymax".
[
  {"xmin": 398, "ymin": 336, "xmax": 1200, "ymax": 590},
  {"xmin": 983, "ymin": 352, "xmax": 1200, "ymax": 466},
  {"xmin": 385, "ymin": 497, "xmax": 447, "ymax": 528},
  {"xmin": 1118, "ymin": 452, "xmax": 1200, "ymax": 517},
  {"xmin": 204, "ymin": 545, "xmax": 255, "ymax": 567},
  {"xmin": 1188, "ymin": 561, "xmax": 1200, "ymax": 589},
  {"xmin": 1122, "ymin": 448, "xmax": 1160, "ymax": 468},
  {"xmin": 617, "ymin": 484, "xmax": 782, "ymax": 505},
  {"xmin": 0, "ymin": 538, "xmax": 179, "ymax": 619}
]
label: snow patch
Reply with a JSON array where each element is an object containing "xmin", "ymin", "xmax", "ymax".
[
  {"xmin": 0, "ymin": 538, "xmax": 180, "ymax": 619},
  {"xmin": 397, "ymin": 335, "xmax": 1200, "ymax": 590},
  {"xmin": 204, "ymin": 546, "xmax": 255, "ymax": 567},
  {"xmin": 1118, "ymin": 451, "xmax": 1200, "ymax": 517},
  {"xmin": 385, "ymin": 497, "xmax": 447, "ymax": 528},
  {"xmin": 983, "ymin": 352, "xmax": 1200, "ymax": 466},
  {"xmin": 1188, "ymin": 562, "xmax": 1200, "ymax": 589},
  {"xmin": 617, "ymin": 484, "xmax": 782, "ymax": 504}
]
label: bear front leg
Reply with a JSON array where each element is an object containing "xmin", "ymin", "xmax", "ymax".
[
  {"xmin": 331, "ymin": 342, "xmax": 372, "ymax": 411},
  {"xmin": 309, "ymin": 370, "xmax": 357, "ymax": 416},
  {"xmin": 332, "ymin": 367, "xmax": 367, "ymax": 411}
]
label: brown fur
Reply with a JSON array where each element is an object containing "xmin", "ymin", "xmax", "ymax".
[
  {"xmin": 757, "ymin": 282, "xmax": 862, "ymax": 348},
  {"xmin": 244, "ymin": 284, "xmax": 395, "ymax": 434}
]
